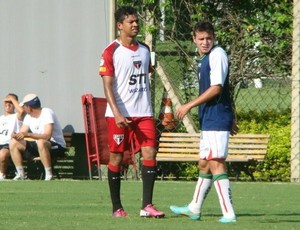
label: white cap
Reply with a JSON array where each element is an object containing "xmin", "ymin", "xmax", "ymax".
[{"xmin": 19, "ymin": 94, "xmax": 41, "ymax": 107}]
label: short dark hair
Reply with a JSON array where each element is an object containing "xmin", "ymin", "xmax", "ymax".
[
  {"xmin": 193, "ymin": 21, "xmax": 215, "ymax": 38},
  {"xmin": 115, "ymin": 6, "xmax": 137, "ymax": 23},
  {"xmin": 7, "ymin": 93, "xmax": 18, "ymax": 101}
]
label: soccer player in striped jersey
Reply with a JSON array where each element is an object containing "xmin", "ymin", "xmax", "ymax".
[
  {"xmin": 170, "ymin": 21, "xmax": 238, "ymax": 223},
  {"xmin": 99, "ymin": 6, "xmax": 164, "ymax": 218}
]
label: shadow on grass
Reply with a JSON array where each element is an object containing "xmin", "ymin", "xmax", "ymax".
[{"xmin": 231, "ymin": 212, "xmax": 300, "ymax": 223}]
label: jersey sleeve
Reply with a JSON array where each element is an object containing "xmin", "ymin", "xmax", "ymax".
[
  {"xmin": 99, "ymin": 43, "xmax": 116, "ymax": 77},
  {"xmin": 209, "ymin": 47, "xmax": 229, "ymax": 86}
]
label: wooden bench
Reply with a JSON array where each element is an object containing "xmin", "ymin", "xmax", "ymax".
[
  {"xmin": 156, "ymin": 132, "xmax": 270, "ymax": 181},
  {"xmin": 32, "ymin": 132, "xmax": 74, "ymax": 179},
  {"xmin": 52, "ymin": 132, "xmax": 75, "ymax": 178}
]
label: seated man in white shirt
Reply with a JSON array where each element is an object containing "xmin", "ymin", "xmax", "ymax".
[
  {"xmin": 0, "ymin": 93, "xmax": 25, "ymax": 180},
  {"xmin": 10, "ymin": 94, "xmax": 66, "ymax": 181}
]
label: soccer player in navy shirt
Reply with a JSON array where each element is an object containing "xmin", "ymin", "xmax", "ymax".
[{"xmin": 170, "ymin": 21, "xmax": 238, "ymax": 223}]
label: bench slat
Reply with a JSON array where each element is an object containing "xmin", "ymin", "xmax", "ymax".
[
  {"xmin": 158, "ymin": 148, "xmax": 199, "ymax": 153},
  {"xmin": 157, "ymin": 153, "xmax": 266, "ymax": 161},
  {"xmin": 229, "ymin": 149, "xmax": 267, "ymax": 154},
  {"xmin": 160, "ymin": 132, "xmax": 269, "ymax": 138},
  {"xmin": 159, "ymin": 143, "xmax": 199, "ymax": 148},
  {"xmin": 161, "ymin": 133, "xmax": 200, "ymax": 137},
  {"xmin": 229, "ymin": 139, "xmax": 269, "ymax": 144},
  {"xmin": 159, "ymin": 143, "xmax": 268, "ymax": 149},
  {"xmin": 158, "ymin": 149, "xmax": 267, "ymax": 155},
  {"xmin": 157, "ymin": 150, "xmax": 267, "ymax": 157},
  {"xmin": 229, "ymin": 134, "xmax": 270, "ymax": 138},
  {"xmin": 159, "ymin": 137, "xmax": 199, "ymax": 142},
  {"xmin": 229, "ymin": 144, "xmax": 268, "ymax": 148},
  {"xmin": 159, "ymin": 139, "xmax": 269, "ymax": 143}
]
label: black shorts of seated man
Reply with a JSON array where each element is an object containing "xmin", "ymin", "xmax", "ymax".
[{"xmin": 10, "ymin": 94, "xmax": 66, "ymax": 181}]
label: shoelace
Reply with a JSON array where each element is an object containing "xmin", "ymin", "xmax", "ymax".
[
  {"xmin": 149, "ymin": 205, "xmax": 158, "ymax": 211},
  {"xmin": 117, "ymin": 209, "xmax": 127, "ymax": 215}
]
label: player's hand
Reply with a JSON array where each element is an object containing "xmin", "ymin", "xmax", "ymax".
[
  {"xmin": 11, "ymin": 132, "xmax": 25, "ymax": 140},
  {"xmin": 115, "ymin": 115, "xmax": 132, "ymax": 128},
  {"xmin": 176, "ymin": 104, "xmax": 190, "ymax": 120}
]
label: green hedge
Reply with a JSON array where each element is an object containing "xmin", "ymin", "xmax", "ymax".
[{"xmin": 236, "ymin": 109, "xmax": 291, "ymax": 181}]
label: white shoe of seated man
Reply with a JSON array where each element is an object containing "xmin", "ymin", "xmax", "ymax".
[
  {"xmin": 13, "ymin": 173, "xmax": 26, "ymax": 181},
  {"xmin": 0, "ymin": 173, "xmax": 6, "ymax": 181},
  {"xmin": 45, "ymin": 175, "xmax": 53, "ymax": 181}
]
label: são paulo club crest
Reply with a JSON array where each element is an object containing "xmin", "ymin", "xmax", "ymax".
[
  {"xmin": 113, "ymin": 134, "xmax": 124, "ymax": 145},
  {"xmin": 133, "ymin": 61, "xmax": 142, "ymax": 69}
]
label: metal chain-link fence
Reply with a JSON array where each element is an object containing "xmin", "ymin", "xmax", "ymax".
[
  {"xmin": 141, "ymin": 1, "xmax": 292, "ymax": 134},
  {"xmin": 116, "ymin": 0, "xmax": 297, "ymax": 181}
]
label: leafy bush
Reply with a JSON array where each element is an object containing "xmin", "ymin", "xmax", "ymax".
[{"xmin": 237, "ymin": 109, "xmax": 291, "ymax": 181}]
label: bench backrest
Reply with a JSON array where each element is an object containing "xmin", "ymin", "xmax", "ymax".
[
  {"xmin": 157, "ymin": 132, "xmax": 270, "ymax": 162},
  {"xmin": 63, "ymin": 132, "xmax": 73, "ymax": 148}
]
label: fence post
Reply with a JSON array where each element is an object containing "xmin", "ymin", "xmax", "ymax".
[{"xmin": 291, "ymin": 0, "xmax": 300, "ymax": 182}]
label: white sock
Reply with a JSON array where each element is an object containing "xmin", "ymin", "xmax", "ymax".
[
  {"xmin": 16, "ymin": 166, "xmax": 25, "ymax": 177},
  {"xmin": 213, "ymin": 174, "xmax": 235, "ymax": 218},
  {"xmin": 45, "ymin": 167, "xmax": 53, "ymax": 178},
  {"xmin": 188, "ymin": 174, "xmax": 212, "ymax": 213}
]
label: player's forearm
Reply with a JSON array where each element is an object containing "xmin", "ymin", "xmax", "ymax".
[
  {"xmin": 104, "ymin": 87, "xmax": 122, "ymax": 117},
  {"xmin": 190, "ymin": 85, "xmax": 223, "ymax": 108},
  {"xmin": 25, "ymin": 132, "xmax": 51, "ymax": 140}
]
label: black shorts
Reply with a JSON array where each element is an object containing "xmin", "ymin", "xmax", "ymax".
[
  {"xmin": 23, "ymin": 141, "xmax": 66, "ymax": 161},
  {"xmin": 0, "ymin": 144, "xmax": 9, "ymax": 150}
]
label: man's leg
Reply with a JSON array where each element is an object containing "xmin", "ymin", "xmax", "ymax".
[
  {"xmin": 140, "ymin": 146, "xmax": 164, "ymax": 218},
  {"xmin": 9, "ymin": 139, "xmax": 26, "ymax": 180},
  {"xmin": 0, "ymin": 148, "xmax": 10, "ymax": 179},
  {"xmin": 170, "ymin": 160, "xmax": 211, "ymax": 220},
  {"xmin": 188, "ymin": 173, "xmax": 212, "ymax": 212},
  {"xmin": 210, "ymin": 160, "xmax": 236, "ymax": 222},
  {"xmin": 141, "ymin": 158, "xmax": 156, "ymax": 208},
  {"xmin": 203, "ymin": 131, "xmax": 236, "ymax": 222},
  {"xmin": 213, "ymin": 173, "xmax": 236, "ymax": 221},
  {"xmin": 105, "ymin": 117, "xmax": 128, "ymax": 217},
  {"xmin": 36, "ymin": 140, "xmax": 53, "ymax": 180},
  {"xmin": 108, "ymin": 152, "xmax": 127, "ymax": 217}
]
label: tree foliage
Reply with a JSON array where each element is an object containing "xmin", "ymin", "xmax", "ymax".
[{"xmin": 117, "ymin": 0, "xmax": 293, "ymax": 90}]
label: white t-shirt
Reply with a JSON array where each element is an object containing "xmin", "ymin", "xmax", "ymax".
[
  {"xmin": 0, "ymin": 114, "xmax": 21, "ymax": 145},
  {"xmin": 23, "ymin": 108, "xmax": 66, "ymax": 148}
]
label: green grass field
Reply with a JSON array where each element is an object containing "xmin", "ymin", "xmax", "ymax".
[{"xmin": 1, "ymin": 180, "xmax": 299, "ymax": 230}]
